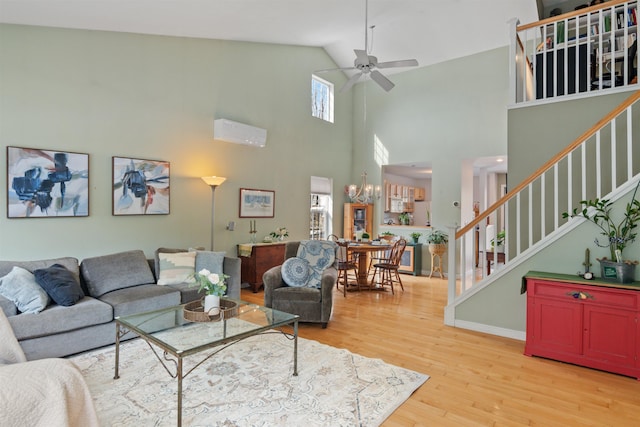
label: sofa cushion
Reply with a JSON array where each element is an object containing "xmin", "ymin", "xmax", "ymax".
[
  {"xmin": 33, "ymin": 264, "xmax": 85, "ymax": 306},
  {"xmin": 8, "ymin": 296, "xmax": 113, "ymax": 340},
  {"xmin": 99, "ymin": 284, "xmax": 180, "ymax": 318},
  {"xmin": 272, "ymin": 286, "xmax": 322, "ymax": 303},
  {"xmin": 281, "ymin": 257, "xmax": 311, "ymax": 288},
  {"xmin": 0, "ymin": 295, "xmax": 17, "ymax": 317},
  {"xmin": 195, "ymin": 251, "xmax": 225, "ymax": 276},
  {"xmin": 0, "ymin": 257, "xmax": 80, "ymax": 281},
  {"xmin": 154, "ymin": 248, "xmax": 223, "ymax": 277},
  {"xmin": 0, "ymin": 308, "xmax": 26, "ymax": 364},
  {"xmin": 157, "ymin": 251, "xmax": 196, "ymax": 285},
  {"xmin": 0, "ymin": 266, "xmax": 50, "ymax": 314},
  {"xmin": 81, "ymin": 250, "xmax": 155, "ymax": 297}
]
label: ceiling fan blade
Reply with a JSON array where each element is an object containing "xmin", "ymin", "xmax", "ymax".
[
  {"xmin": 340, "ymin": 72, "xmax": 363, "ymax": 93},
  {"xmin": 354, "ymin": 49, "xmax": 369, "ymax": 64},
  {"xmin": 315, "ymin": 66, "xmax": 357, "ymax": 73},
  {"xmin": 370, "ymin": 70, "xmax": 395, "ymax": 92},
  {"xmin": 377, "ymin": 59, "xmax": 419, "ymax": 69}
]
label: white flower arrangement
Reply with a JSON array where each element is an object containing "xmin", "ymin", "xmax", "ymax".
[
  {"xmin": 270, "ymin": 227, "xmax": 289, "ymax": 239},
  {"xmin": 191, "ymin": 268, "xmax": 228, "ymax": 296}
]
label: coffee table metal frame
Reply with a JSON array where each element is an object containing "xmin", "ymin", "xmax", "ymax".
[{"xmin": 113, "ymin": 298, "xmax": 299, "ymax": 427}]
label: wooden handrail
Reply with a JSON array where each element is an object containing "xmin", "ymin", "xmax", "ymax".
[
  {"xmin": 456, "ymin": 90, "xmax": 640, "ymax": 239},
  {"xmin": 517, "ymin": 0, "xmax": 633, "ymax": 32}
]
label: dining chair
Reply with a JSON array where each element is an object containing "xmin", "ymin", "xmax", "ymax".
[
  {"xmin": 329, "ymin": 235, "xmax": 359, "ymax": 296},
  {"xmin": 369, "ymin": 238, "xmax": 407, "ymax": 295},
  {"xmin": 366, "ymin": 242, "xmax": 392, "ymax": 280}
]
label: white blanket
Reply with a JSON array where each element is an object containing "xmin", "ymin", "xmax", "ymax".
[{"xmin": 0, "ymin": 358, "xmax": 99, "ymax": 427}]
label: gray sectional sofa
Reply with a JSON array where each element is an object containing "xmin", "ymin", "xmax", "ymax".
[{"xmin": 0, "ymin": 248, "xmax": 240, "ymax": 360}]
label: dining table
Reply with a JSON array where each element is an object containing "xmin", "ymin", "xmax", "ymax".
[{"xmin": 347, "ymin": 241, "xmax": 392, "ymax": 288}]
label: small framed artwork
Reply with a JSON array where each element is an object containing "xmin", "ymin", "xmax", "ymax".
[
  {"xmin": 112, "ymin": 156, "xmax": 170, "ymax": 215},
  {"xmin": 239, "ymin": 188, "xmax": 275, "ymax": 218},
  {"xmin": 6, "ymin": 146, "xmax": 89, "ymax": 218}
]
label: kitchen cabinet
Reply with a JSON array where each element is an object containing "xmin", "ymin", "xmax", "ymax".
[
  {"xmin": 237, "ymin": 242, "xmax": 286, "ymax": 293},
  {"xmin": 385, "ymin": 182, "xmax": 420, "ymax": 213},
  {"xmin": 524, "ymin": 271, "xmax": 640, "ymax": 379},
  {"xmin": 343, "ymin": 203, "xmax": 373, "ymax": 239},
  {"xmin": 414, "ymin": 187, "xmax": 425, "ymax": 201}
]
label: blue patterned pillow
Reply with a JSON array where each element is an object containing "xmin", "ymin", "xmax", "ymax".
[
  {"xmin": 296, "ymin": 240, "xmax": 337, "ymax": 288},
  {"xmin": 281, "ymin": 257, "xmax": 311, "ymax": 288}
]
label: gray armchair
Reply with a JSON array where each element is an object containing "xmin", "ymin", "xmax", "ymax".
[{"xmin": 263, "ymin": 241, "xmax": 337, "ymax": 328}]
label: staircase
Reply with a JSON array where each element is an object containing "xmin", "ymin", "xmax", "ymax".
[{"xmin": 445, "ymin": 90, "xmax": 640, "ymax": 333}]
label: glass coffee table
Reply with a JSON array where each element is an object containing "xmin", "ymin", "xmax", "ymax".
[{"xmin": 114, "ymin": 298, "xmax": 299, "ymax": 427}]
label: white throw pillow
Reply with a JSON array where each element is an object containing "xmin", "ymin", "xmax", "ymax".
[
  {"xmin": 157, "ymin": 252, "xmax": 196, "ymax": 285},
  {"xmin": 0, "ymin": 266, "xmax": 50, "ymax": 314}
]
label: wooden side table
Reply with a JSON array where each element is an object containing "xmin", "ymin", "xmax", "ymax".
[{"xmin": 237, "ymin": 242, "xmax": 286, "ymax": 292}]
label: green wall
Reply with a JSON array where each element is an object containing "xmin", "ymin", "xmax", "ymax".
[
  {"xmin": 455, "ymin": 90, "xmax": 640, "ymax": 333},
  {"xmin": 351, "ymin": 46, "xmax": 511, "ymax": 235},
  {"xmin": 0, "ymin": 24, "xmax": 353, "ymax": 260}
]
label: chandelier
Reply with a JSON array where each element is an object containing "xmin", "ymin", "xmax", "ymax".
[{"xmin": 347, "ymin": 172, "xmax": 381, "ymax": 204}]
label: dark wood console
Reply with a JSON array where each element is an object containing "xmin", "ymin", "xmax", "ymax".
[
  {"xmin": 237, "ymin": 242, "xmax": 286, "ymax": 293},
  {"xmin": 524, "ymin": 271, "xmax": 640, "ymax": 380}
]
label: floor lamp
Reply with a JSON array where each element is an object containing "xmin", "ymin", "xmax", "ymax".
[{"xmin": 201, "ymin": 176, "xmax": 226, "ymax": 251}]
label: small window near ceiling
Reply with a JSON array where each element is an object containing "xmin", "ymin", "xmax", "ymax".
[{"xmin": 311, "ymin": 75, "xmax": 334, "ymax": 123}]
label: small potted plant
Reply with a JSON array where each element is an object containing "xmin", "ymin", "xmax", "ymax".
[
  {"xmin": 191, "ymin": 269, "xmax": 229, "ymax": 315},
  {"xmin": 398, "ymin": 212, "xmax": 410, "ymax": 225},
  {"xmin": 426, "ymin": 229, "xmax": 448, "ymax": 256},
  {"xmin": 361, "ymin": 232, "xmax": 370, "ymax": 242},
  {"xmin": 562, "ymin": 181, "xmax": 639, "ymax": 283},
  {"xmin": 270, "ymin": 227, "xmax": 289, "ymax": 241},
  {"xmin": 379, "ymin": 231, "xmax": 395, "ymax": 242},
  {"xmin": 410, "ymin": 232, "xmax": 422, "ymax": 244},
  {"xmin": 490, "ymin": 230, "xmax": 506, "ymax": 252}
]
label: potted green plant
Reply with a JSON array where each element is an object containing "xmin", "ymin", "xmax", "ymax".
[
  {"xmin": 361, "ymin": 232, "xmax": 370, "ymax": 242},
  {"xmin": 426, "ymin": 229, "xmax": 448, "ymax": 256},
  {"xmin": 410, "ymin": 232, "xmax": 422, "ymax": 244},
  {"xmin": 379, "ymin": 231, "xmax": 395, "ymax": 242},
  {"xmin": 562, "ymin": 181, "xmax": 640, "ymax": 283},
  {"xmin": 398, "ymin": 212, "xmax": 410, "ymax": 225},
  {"xmin": 490, "ymin": 230, "xmax": 506, "ymax": 252}
]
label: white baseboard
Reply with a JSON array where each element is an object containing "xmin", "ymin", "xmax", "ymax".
[{"xmin": 450, "ymin": 319, "xmax": 526, "ymax": 341}]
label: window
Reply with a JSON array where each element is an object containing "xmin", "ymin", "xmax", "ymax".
[{"xmin": 311, "ymin": 75, "xmax": 334, "ymax": 123}]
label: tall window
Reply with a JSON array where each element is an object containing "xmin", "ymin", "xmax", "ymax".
[{"xmin": 311, "ymin": 75, "xmax": 334, "ymax": 123}]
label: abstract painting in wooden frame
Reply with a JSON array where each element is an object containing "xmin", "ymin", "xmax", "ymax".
[
  {"xmin": 6, "ymin": 146, "xmax": 89, "ymax": 218},
  {"xmin": 112, "ymin": 156, "xmax": 170, "ymax": 215}
]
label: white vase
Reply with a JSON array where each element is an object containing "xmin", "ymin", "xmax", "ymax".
[{"xmin": 203, "ymin": 295, "xmax": 220, "ymax": 315}]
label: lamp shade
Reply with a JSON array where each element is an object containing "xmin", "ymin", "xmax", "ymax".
[{"xmin": 201, "ymin": 176, "xmax": 226, "ymax": 187}]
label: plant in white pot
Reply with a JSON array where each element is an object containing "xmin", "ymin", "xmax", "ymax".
[
  {"xmin": 426, "ymin": 229, "xmax": 448, "ymax": 256},
  {"xmin": 562, "ymin": 181, "xmax": 640, "ymax": 283},
  {"xmin": 192, "ymin": 269, "xmax": 229, "ymax": 315}
]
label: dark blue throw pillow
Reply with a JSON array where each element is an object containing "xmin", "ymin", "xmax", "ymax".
[{"xmin": 34, "ymin": 264, "xmax": 84, "ymax": 306}]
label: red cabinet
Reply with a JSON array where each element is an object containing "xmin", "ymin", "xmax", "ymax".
[{"xmin": 524, "ymin": 272, "xmax": 640, "ymax": 380}]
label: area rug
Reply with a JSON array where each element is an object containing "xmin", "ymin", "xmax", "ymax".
[{"xmin": 70, "ymin": 333, "xmax": 429, "ymax": 426}]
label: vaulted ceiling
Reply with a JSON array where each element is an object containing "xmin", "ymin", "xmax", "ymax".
[{"xmin": 0, "ymin": 0, "xmax": 540, "ymax": 75}]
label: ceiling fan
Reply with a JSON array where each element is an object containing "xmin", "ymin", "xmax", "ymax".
[{"xmin": 317, "ymin": 0, "xmax": 419, "ymax": 93}]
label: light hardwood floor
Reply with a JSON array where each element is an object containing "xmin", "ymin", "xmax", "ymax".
[{"xmin": 241, "ymin": 274, "xmax": 640, "ymax": 426}]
